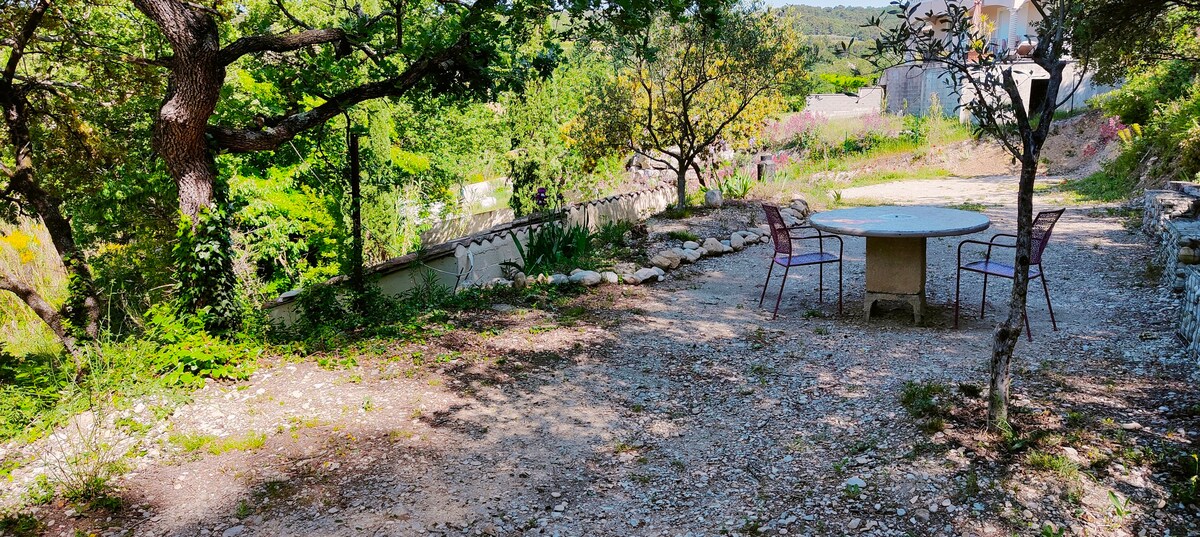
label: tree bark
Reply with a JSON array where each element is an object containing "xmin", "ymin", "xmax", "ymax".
[
  {"xmin": 131, "ymin": 0, "xmax": 225, "ymax": 222},
  {"xmin": 0, "ymin": 272, "xmax": 77, "ymax": 355},
  {"xmin": 675, "ymin": 165, "xmax": 688, "ymax": 209},
  {"xmin": 987, "ymin": 157, "xmax": 1038, "ymax": 428}
]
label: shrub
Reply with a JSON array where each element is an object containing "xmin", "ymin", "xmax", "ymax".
[
  {"xmin": 506, "ymin": 218, "xmax": 595, "ymax": 276},
  {"xmin": 718, "ymin": 171, "xmax": 754, "ymax": 200},
  {"xmin": 141, "ymin": 305, "xmax": 260, "ymax": 387}
]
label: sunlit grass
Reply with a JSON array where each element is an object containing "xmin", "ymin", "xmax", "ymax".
[{"xmin": 0, "ymin": 216, "xmax": 67, "ymax": 354}]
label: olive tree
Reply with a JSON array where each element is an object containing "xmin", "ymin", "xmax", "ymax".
[
  {"xmin": 578, "ymin": 5, "xmax": 808, "ymax": 209},
  {"xmin": 862, "ymin": 0, "xmax": 1092, "ymax": 428}
]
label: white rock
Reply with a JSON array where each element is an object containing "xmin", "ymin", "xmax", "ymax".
[
  {"xmin": 650, "ymin": 255, "xmax": 673, "ymax": 270},
  {"xmin": 621, "ymin": 273, "xmax": 641, "ymax": 285},
  {"xmin": 569, "ymin": 270, "xmax": 602, "ymax": 286},
  {"xmin": 682, "ymin": 249, "xmax": 702, "ymax": 263},
  {"xmin": 1120, "ymin": 422, "xmax": 1142, "ymax": 431},
  {"xmin": 569, "ymin": 268, "xmax": 583, "ymax": 276},
  {"xmin": 704, "ymin": 189, "xmax": 723, "ymax": 208},
  {"xmin": 702, "ymin": 237, "xmax": 725, "ymax": 253},
  {"xmin": 845, "ymin": 477, "xmax": 867, "ymax": 489},
  {"xmin": 222, "ymin": 526, "xmax": 245, "ymax": 537},
  {"xmin": 549, "ymin": 274, "xmax": 569, "ymax": 285},
  {"xmin": 847, "ymin": 518, "xmax": 862, "ymax": 530},
  {"xmin": 682, "ymin": 241, "xmax": 700, "ymax": 250},
  {"xmin": 730, "ymin": 234, "xmax": 746, "ymax": 250},
  {"xmin": 600, "ymin": 271, "xmax": 619, "ymax": 284},
  {"xmin": 633, "ymin": 267, "xmax": 662, "ymax": 283}
]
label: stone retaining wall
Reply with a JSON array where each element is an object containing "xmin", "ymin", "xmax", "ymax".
[
  {"xmin": 803, "ymin": 87, "xmax": 884, "ymax": 119},
  {"xmin": 1144, "ymin": 182, "xmax": 1200, "ymax": 357},
  {"xmin": 265, "ymin": 181, "xmax": 676, "ymax": 323}
]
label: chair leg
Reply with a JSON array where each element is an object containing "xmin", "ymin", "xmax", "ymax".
[
  {"xmin": 837, "ymin": 260, "xmax": 843, "ymax": 315},
  {"xmin": 954, "ymin": 267, "xmax": 962, "ymax": 328},
  {"xmin": 980, "ymin": 273, "xmax": 989, "ymax": 319},
  {"xmin": 773, "ymin": 265, "xmax": 791, "ymax": 319},
  {"xmin": 1023, "ymin": 307, "xmax": 1033, "ymax": 342},
  {"xmin": 1040, "ymin": 270, "xmax": 1058, "ymax": 331},
  {"xmin": 759, "ymin": 261, "xmax": 774, "ymax": 308},
  {"xmin": 818, "ymin": 262, "xmax": 825, "ymax": 304}
]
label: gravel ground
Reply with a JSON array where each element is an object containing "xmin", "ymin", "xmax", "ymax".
[{"xmin": 5, "ymin": 177, "xmax": 1199, "ymax": 537}]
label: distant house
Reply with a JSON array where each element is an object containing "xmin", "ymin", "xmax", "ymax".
[{"xmin": 880, "ymin": 0, "xmax": 1113, "ymax": 119}]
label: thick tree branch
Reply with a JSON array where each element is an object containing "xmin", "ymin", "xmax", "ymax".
[
  {"xmin": 208, "ymin": 43, "xmax": 459, "ymax": 152},
  {"xmin": 0, "ymin": 272, "xmax": 78, "ymax": 355},
  {"xmin": 4, "ymin": 0, "xmax": 52, "ymax": 82},
  {"xmin": 218, "ymin": 29, "xmax": 347, "ymax": 65}
]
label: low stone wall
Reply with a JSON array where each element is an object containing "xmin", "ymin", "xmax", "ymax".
[
  {"xmin": 1144, "ymin": 184, "xmax": 1200, "ymax": 292},
  {"xmin": 1144, "ymin": 182, "xmax": 1200, "ymax": 357},
  {"xmin": 265, "ymin": 182, "xmax": 676, "ymax": 322}
]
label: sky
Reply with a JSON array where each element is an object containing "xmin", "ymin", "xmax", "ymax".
[{"xmin": 764, "ymin": 1, "xmax": 891, "ymax": 6}]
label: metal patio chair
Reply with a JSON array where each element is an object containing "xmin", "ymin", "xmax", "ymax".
[
  {"xmin": 759, "ymin": 204, "xmax": 843, "ymax": 319},
  {"xmin": 954, "ymin": 208, "xmax": 1065, "ymax": 340}
]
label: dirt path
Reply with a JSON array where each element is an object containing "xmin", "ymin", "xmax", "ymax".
[{"xmin": 8, "ymin": 179, "xmax": 1198, "ymax": 537}]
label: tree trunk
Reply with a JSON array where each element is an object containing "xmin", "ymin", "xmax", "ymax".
[
  {"xmin": 133, "ymin": 0, "xmax": 237, "ymax": 326},
  {"xmin": 347, "ymin": 130, "xmax": 365, "ymax": 314},
  {"xmin": 987, "ymin": 157, "xmax": 1038, "ymax": 428},
  {"xmin": 133, "ymin": 1, "xmax": 225, "ymax": 222},
  {"xmin": 675, "ymin": 164, "xmax": 688, "ymax": 210}
]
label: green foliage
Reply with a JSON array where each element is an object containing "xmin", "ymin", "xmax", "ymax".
[
  {"xmin": 506, "ymin": 218, "xmax": 596, "ymax": 276},
  {"xmin": 900, "ymin": 381, "xmax": 950, "ymax": 420},
  {"xmin": 665, "ymin": 230, "xmax": 700, "ymax": 243},
  {"xmin": 0, "ymin": 512, "xmax": 42, "ymax": 537},
  {"xmin": 1084, "ymin": 61, "xmax": 1200, "ymax": 196},
  {"xmin": 173, "ymin": 200, "xmax": 241, "ymax": 333},
  {"xmin": 1096, "ymin": 61, "xmax": 1200, "ymax": 125},
  {"xmin": 718, "ymin": 171, "xmax": 754, "ymax": 200},
  {"xmin": 813, "ymin": 73, "xmax": 873, "ymax": 94},
  {"xmin": 140, "ymin": 305, "xmax": 259, "ymax": 387}
]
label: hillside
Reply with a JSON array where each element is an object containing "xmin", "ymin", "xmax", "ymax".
[{"xmin": 779, "ymin": 4, "xmax": 889, "ymax": 39}]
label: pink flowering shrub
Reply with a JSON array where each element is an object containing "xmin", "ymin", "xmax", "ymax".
[
  {"xmin": 1098, "ymin": 116, "xmax": 1127, "ymax": 144},
  {"xmin": 764, "ymin": 111, "xmax": 828, "ymax": 149}
]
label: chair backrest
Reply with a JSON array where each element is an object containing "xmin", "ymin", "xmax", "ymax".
[
  {"xmin": 762, "ymin": 204, "xmax": 792, "ymax": 256},
  {"xmin": 1031, "ymin": 208, "xmax": 1066, "ymax": 264}
]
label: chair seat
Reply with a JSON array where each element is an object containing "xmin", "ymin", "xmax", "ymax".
[
  {"xmin": 773, "ymin": 252, "xmax": 839, "ymax": 267},
  {"xmin": 961, "ymin": 260, "xmax": 1041, "ymax": 279}
]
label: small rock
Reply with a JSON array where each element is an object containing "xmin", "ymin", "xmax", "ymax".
[
  {"xmin": 847, "ymin": 518, "xmax": 862, "ymax": 530},
  {"xmin": 730, "ymin": 234, "xmax": 746, "ymax": 250},
  {"xmin": 650, "ymin": 255, "xmax": 673, "ymax": 270},
  {"xmin": 704, "ymin": 189, "xmax": 723, "ymax": 208},
  {"xmin": 600, "ymin": 271, "xmax": 619, "ymax": 284},
  {"xmin": 1121, "ymin": 422, "xmax": 1143, "ymax": 431},
  {"xmin": 222, "ymin": 526, "xmax": 245, "ymax": 537},
  {"xmin": 569, "ymin": 270, "xmax": 603, "ymax": 286},
  {"xmin": 549, "ymin": 274, "xmax": 569, "ymax": 285},
  {"xmin": 703, "ymin": 237, "xmax": 725, "ymax": 253},
  {"xmin": 682, "ymin": 241, "xmax": 700, "ymax": 250},
  {"xmin": 633, "ymin": 267, "xmax": 663, "ymax": 283},
  {"xmin": 844, "ymin": 477, "xmax": 867, "ymax": 489}
]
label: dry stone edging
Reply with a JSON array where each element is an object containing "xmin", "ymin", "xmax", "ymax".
[{"xmin": 482, "ymin": 227, "xmax": 771, "ymax": 290}]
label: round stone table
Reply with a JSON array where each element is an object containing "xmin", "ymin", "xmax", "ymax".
[{"xmin": 808, "ymin": 206, "xmax": 990, "ymax": 323}]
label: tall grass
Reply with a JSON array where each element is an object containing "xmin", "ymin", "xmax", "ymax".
[
  {"xmin": 0, "ymin": 216, "xmax": 67, "ymax": 354},
  {"xmin": 751, "ymin": 111, "xmax": 972, "ymax": 208}
]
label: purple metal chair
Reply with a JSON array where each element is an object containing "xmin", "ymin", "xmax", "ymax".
[
  {"xmin": 954, "ymin": 208, "xmax": 1065, "ymax": 340},
  {"xmin": 759, "ymin": 204, "xmax": 843, "ymax": 319}
]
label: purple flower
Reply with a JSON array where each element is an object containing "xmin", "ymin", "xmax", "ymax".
[{"xmin": 534, "ymin": 187, "xmax": 548, "ymax": 208}]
